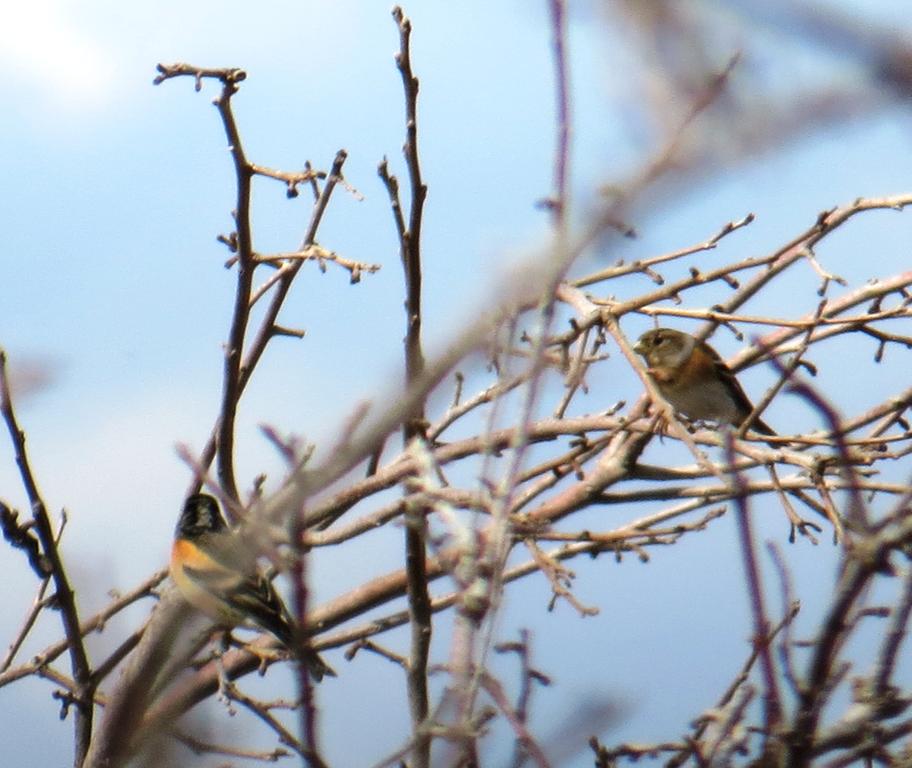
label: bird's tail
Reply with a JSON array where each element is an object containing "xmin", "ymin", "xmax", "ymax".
[
  {"xmin": 749, "ymin": 415, "xmax": 776, "ymax": 436},
  {"xmin": 272, "ymin": 616, "xmax": 337, "ymax": 681},
  {"xmin": 303, "ymin": 650, "xmax": 337, "ymax": 682}
]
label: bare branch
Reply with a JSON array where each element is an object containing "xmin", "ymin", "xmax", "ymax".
[{"xmin": 0, "ymin": 351, "xmax": 94, "ymax": 764}]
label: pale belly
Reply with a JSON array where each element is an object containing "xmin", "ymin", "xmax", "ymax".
[{"xmin": 659, "ymin": 378, "xmax": 740, "ymax": 426}]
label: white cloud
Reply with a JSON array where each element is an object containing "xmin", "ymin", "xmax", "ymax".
[{"xmin": 0, "ymin": 1, "xmax": 113, "ymax": 109}]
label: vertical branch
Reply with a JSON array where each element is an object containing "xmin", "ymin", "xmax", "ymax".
[
  {"xmin": 786, "ymin": 526, "xmax": 897, "ymax": 764},
  {"xmin": 501, "ymin": 630, "xmax": 548, "ymax": 768},
  {"xmin": 873, "ymin": 568, "xmax": 912, "ymax": 704},
  {"xmin": 447, "ymin": 5, "xmax": 577, "ymax": 758},
  {"xmin": 546, "ymin": 0, "xmax": 570, "ymax": 227},
  {"xmin": 392, "ymin": 5, "xmax": 428, "ymax": 394},
  {"xmin": 212, "ymin": 70, "xmax": 256, "ymax": 504},
  {"xmin": 380, "ymin": 7, "xmax": 432, "ymax": 767},
  {"xmin": 152, "ymin": 65, "xmax": 259, "ymax": 505},
  {"xmin": 0, "ymin": 351, "xmax": 94, "ymax": 767},
  {"xmin": 490, "ymin": 0, "xmax": 574, "ymax": 498},
  {"xmin": 485, "ymin": 0, "xmax": 576, "ymax": 523},
  {"xmin": 724, "ymin": 433, "xmax": 783, "ymax": 754},
  {"xmin": 154, "ymin": 67, "xmax": 352, "ymax": 507},
  {"xmin": 290, "ymin": 514, "xmax": 326, "ymax": 768}
]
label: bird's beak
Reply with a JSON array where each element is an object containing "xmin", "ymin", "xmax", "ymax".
[{"xmin": 632, "ymin": 339, "xmax": 645, "ymax": 355}]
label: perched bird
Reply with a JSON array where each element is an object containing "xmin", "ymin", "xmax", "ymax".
[
  {"xmin": 632, "ymin": 327, "xmax": 775, "ymax": 436},
  {"xmin": 170, "ymin": 493, "xmax": 334, "ymax": 681}
]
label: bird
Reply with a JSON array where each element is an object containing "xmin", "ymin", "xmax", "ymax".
[
  {"xmin": 170, "ymin": 493, "xmax": 335, "ymax": 681},
  {"xmin": 632, "ymin": 327, "xmax": 775, "ymax": 436}
]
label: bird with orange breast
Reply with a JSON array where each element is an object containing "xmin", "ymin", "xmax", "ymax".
[
  {"xmin": 170, "ymin": 493, "xmax": 334, "ymax": 681},
  {"xmin": 633, "ymin": 328, "xmax": 775, "ymax": 436}
]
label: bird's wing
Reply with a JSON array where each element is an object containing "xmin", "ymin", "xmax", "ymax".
[
  {"xmin": 700, "ymin": 341, "xmax": 775, "ymax": 435},
  {"xmin": 183, "ymin": 534, "xmax": 294, "ymax": 643}
]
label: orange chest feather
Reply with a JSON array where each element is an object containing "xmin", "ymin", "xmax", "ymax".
[
  {"xmin": 170, "ymin": 538, "xmax": 244, "ymax": 625},
  {"xmin": 650, "ymin": 345, "xmax": 716, "ymax": 390},
  {"xmin": 171, "ymin": 538, "xmax": 218, "ymax": 572}
]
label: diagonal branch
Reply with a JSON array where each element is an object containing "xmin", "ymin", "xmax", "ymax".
[{"xmin": 0, "ymin": 351, "xmax": 94, "ymax": 766}]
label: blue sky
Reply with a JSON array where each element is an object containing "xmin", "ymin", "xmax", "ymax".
[{"xmin": 2, "ymin": 1, "xmax": 912, "ymax": 766}]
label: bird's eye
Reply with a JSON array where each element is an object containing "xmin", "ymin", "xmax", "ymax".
[{"xmin": 654, "ymin": 333, "xmax": 665, "ymax": 345}]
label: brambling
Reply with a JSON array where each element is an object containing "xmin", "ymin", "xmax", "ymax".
[
  {"xmin": 633, "ymin": 327, "xmax": 775, "ymax": 436},
  {"xmin": 170, "ymin": 493, "xmax": 335, "ymax": 681}
]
